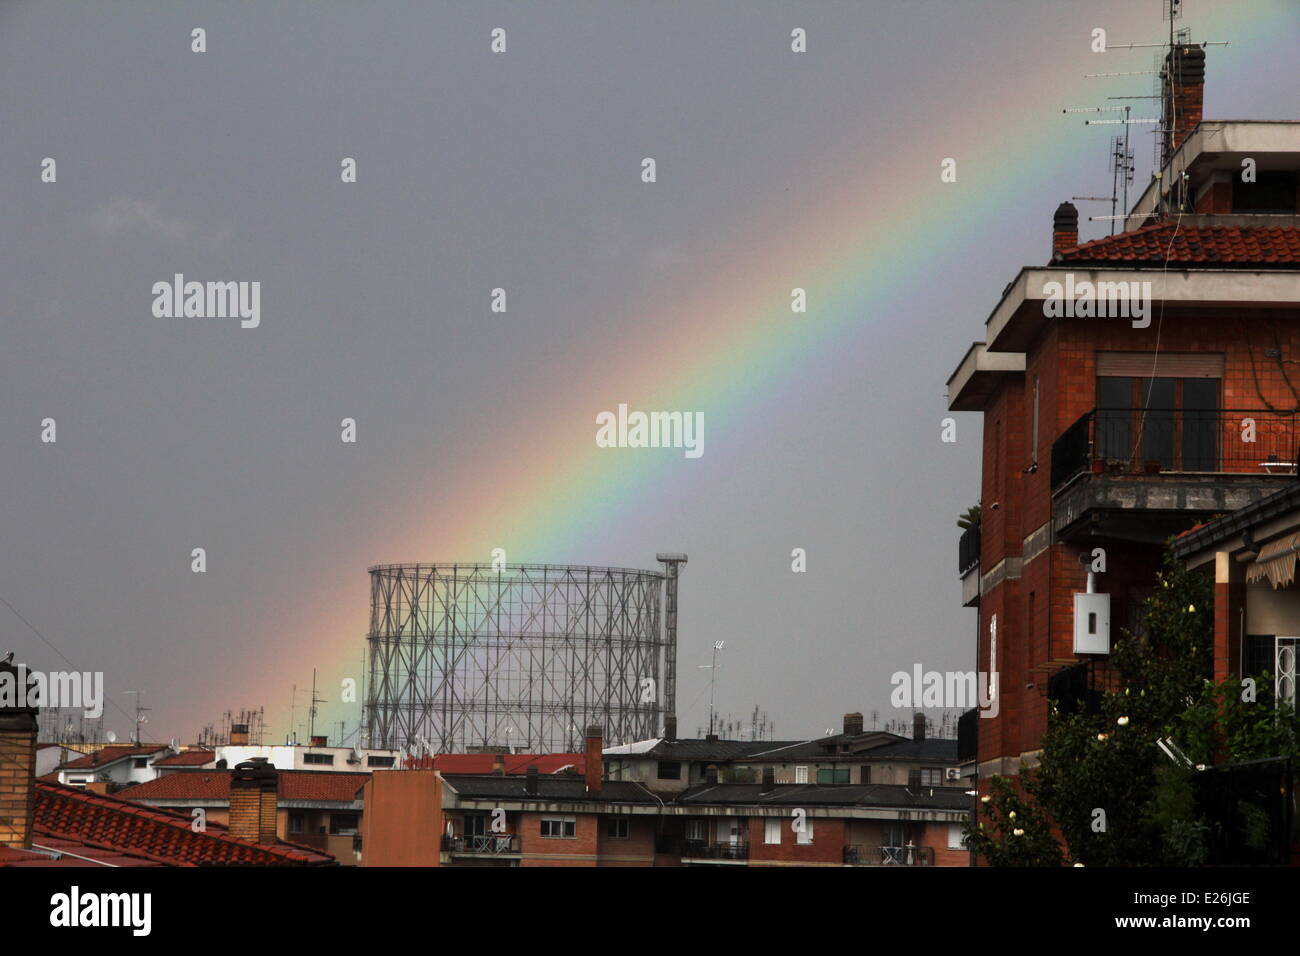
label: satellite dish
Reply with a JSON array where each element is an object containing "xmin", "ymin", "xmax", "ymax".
[{"xmin": 106, "ymin": 731, "xmax": 117, "ymax": 743}]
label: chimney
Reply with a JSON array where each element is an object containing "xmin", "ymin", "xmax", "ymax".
[
  {"xmin": 1052, "ymin": 202, "xmax": 1078, "ymax": 256},
  {"xmin": 843, "ymin": 712, "xmax": 864, "ymax": 736},
  {"xmin": 230, "ymin": 758, "xmax": 278, "ymax": 844},
  {"xmin": 912, "ymin": 713, "xmax": 926, "ymax": 742},
  {"xmin": 1163, "ymin": 43, "xmax": 1205, "ymax": 163},
  {"xmin": 583, "ymin": 724, "xmax": 603, "ymax": 793},
  {"xmin": 663, "ymin": 714, "xmax": 677, "ymax": 742},
  {"xmin": 0, "ymin": 660, "xmax": 38, "ymax": 849},
  {"xmin": 229, "ymin": 723, "xmax": 249, "ymax": 746},
  {"xmin": 491, "ymin": 753, "xmax": 506, "ymax": 776},
  {"xmin": 309, "ymin": 735, "xmax": 327, "ymax": 748},
  {"xmin": 761, "ymin": 766, "xmax": 776, "ymax": 793},
  {"xmin": 525, "ymin": 765, "xmax": 539, "ymax": 795}
]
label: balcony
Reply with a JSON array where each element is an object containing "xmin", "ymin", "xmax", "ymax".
[
  {"xmin": 1049, "ymin": 408, "xmax": 1297, "ymax": 543},
  {"xmin": 843, "ymin": 844, "xmax": 935, "ymax": 866},
  {"xmin": 441, "ymin": 834, "xmax": 519, "ymax": 855},
  {"xmin": 681, "ymin": 840, "xmax": 749, "ymax": 861},
  {"xmin": 958, "ymin": 524, "xmax": 981, "ymax": 607}
]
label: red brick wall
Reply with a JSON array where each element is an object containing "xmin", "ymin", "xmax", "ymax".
[
  {"xmin": 747, "ymin": 816, "xmax": 846, "ymax": 865},
  {"xmin": 519, "ymin": 811, "xmax": 599, "ymax": 867},
  {"xmin": 596, "ymin": 816, "xmax": 656, "ymax": 866}
]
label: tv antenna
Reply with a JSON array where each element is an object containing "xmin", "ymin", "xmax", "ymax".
[
  {"xmin": 123, "ymin": 690, "xmax": 150, "ymax": 746},
  {"xmin": 1065, "ymin": 0, "xmax": 1226, "ymax": 232},
  {"xmin": 697, "ymin": 641, "xmax": 726, "ymax": 736}
]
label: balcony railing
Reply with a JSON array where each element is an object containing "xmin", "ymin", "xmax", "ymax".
[
  {"xmin": 682, "ymin": 840, "xmax": 749, "ymax": 860},
  {"xmin": 958, "ymin": 523, "xmax": 981, "ymax": 575},
  {"xmin": 1050, "ymin": 408, "xmax": 1298, "ymax": 490},
  {"xmin": 441, "ymin": 834, "xmax": 519, "ymax": 854},
  {"xmin": 843, "ymin": 844, "xmax": 935, "ymax": 866}
]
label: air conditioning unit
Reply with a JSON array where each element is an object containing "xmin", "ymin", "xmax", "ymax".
[{"xmin": 945, "ymin": 768, "xmax": 961, "ymax": 781}]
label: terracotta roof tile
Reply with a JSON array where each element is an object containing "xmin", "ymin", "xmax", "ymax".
[
  {"xmin": 152, "ymin": 750, "xmax": 216, "ymax": 767},
  {"xmin": 56, "ymin": 745, "xmax": 169, "ymax": 771},
  {"xmin": 1054, "ymin": 223, "xmax": 1300, "ymax": 268},
  {"xmin": 118, "ymin": 769, "xmax": 370, "ymax": 803}
]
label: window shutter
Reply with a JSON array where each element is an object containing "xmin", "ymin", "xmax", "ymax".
[{"xmin": 1096, "ymin": 352, "xmax": 1224, "ymax": 378}]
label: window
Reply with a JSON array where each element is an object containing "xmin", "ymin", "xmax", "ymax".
[
  {"xmin": 684, "ymin": 820, "xmax": 706, "ymax": 842},
  {"xmin": 303, "ymin": 752, "xmax": 334, "ymax": 766},
  {"xmin": 1233, "ymin": 170, "xmax": 1297, "ymax": 214},
  {"xmin": 948, "ymin": 823, "xmax": 968, "ymax": 850},
  {"xmin": 1096, "ymin": 373, "xmax": 1221, "ymax": 472},
  {"xmin": 859, "ymin": 765, "xmax": 871, "ymax": 785},
  {"xmin": 908, "ymin": 769, "xmax": 921, "ymax": 788},
  {"xmin": 366, "ymin": 755, "xmax": 395, "ymax": 768},
  {"xmin": 920, "ymin": 768, "xmax": 944, "ymax": 787},
  {"xmin": 794, "ymin": 766, "xmax": 809, "ymax": 784},
  {"xmin": 796, "ymin": 818, "xmax": 814, "ymax": 845},
  {"xmin": 132, "ymin": 758, "xmax": 148, "ymax": 769},
  {"xmin": 330, "ymin": 812, "xmax": 360, "ymax": 836},
  {"xmin": 764, "ymin": 818, "xmax": 781, "ymax": 845},
  {"xmin": 656, "ymin": 761, "xmax": 681, "ymax": 781},
  {"xmin": 540, "ymin": 816, "xmax": 576, "ymax": 839},
  {"xmin": 816, "ymin": 767, "xmax": 849, "ymax": 784},
  {"xmin": 605, "ymin": 818, "xmax": 629, "ymax": 839},
  {"xmin": 288, "ymin": 812, "xmax": 305, "ymax": 834},
  {"xmin": 883, "ymin": 823, "xmax": 904, "ymax": 847},
  {"xmin": 463, "ymin": 813, "xmax": 488, "ymax": 837}
]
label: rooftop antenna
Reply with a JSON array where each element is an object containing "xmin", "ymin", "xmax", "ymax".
[
  {"xmin": 307, "ymin": 668, "xmax": 326, "ymax": 742},
  {"xmin": 123, "ymin": 690, "xmax": 150, "ymax": 746},
  {"xmin": 697, "ymin": 641, "xmax": 725, "ymax": 735},
  {"xmin": 1068, "ymin": 0, "xmax": 1226, "ymax": 231}
]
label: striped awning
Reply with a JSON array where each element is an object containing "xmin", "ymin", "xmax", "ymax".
[{"xmin": 1247, "ymin": 533, "xmax": 1300, "ymax": 589}]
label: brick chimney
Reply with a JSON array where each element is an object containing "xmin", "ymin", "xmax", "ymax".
[
  {"xmin": 912, "ymin": 713, "xmax": 926, "ymax": 742},
  {"xmin": 843, "ymin": 712, "xmax": 864, "ymax": 736},
  {"xmin": 525, "ymin": 765, "xmax": 539, "ymax": 795},
  {"xmin": 230, "ymin": 758, "xmax": 278, "ymax": 843},
  {"xmin": 229, "ymin": 723, "xmax": 249, "ymax": 746},
  {"xmin": 491, "ymin": 753, "xmax": 505, "ymax": 775},
  {"xmin": 0, "ymin": 660, "xmax": 38, "ymax": 849},
  {"xmin": 1163, "ymin": 44, "xmax": 1205, "ymax": 163},
  {"xmin": 584, "ymin": 724, "xmax": 603, "ymax": 793},
  {"xmin": 1052, "ymin": 202, "xmax": 1078, "ymax": 256},
  {"xmin": 309, "ymin": 735, "xmax": 327, "ymax": 748}
]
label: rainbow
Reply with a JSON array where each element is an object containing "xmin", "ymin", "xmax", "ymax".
[{"xmin": 222, "ymin": 2, "xmax": 1298, "ymax": 739}]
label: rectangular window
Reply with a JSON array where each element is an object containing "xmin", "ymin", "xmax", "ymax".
[
  {"xmin": 605, "ymin": 817, "xmax": 629, "ymax": 839},
  {"xmin": 883, "ymin": 823, "xmax": 904, "ymax": 847},
  {"xmin": 132, "ymin": 757, "xmax": 148, "ymax": 769},
  {"xmin": 764, "ymin": 818, "xmax": 781, "ymax": 845},
  {"xmin": 948, "ymin": 823, "xmax": 967, "ymax": 850},
  {"xmin": 796, "ymin": 818, "xmax": 814, "ymax": 845},
  {"xmin": 540, "ymin": 816, "xmax": 577, "ymax": 839},
  {"xmin": 656, "ymin": 761, "xmax": 681, "ymax": 780},
  {"xmin": 1233, "ymin": 170, "xmax": 1297, "ymax": 214},
  {"xmin": 1096, "ymin": 372, "xmax": 1221, "ymax": 471},
  {"xmin": 908, "ymin": 769, "xmax": 922, "ymax": 789},
  {"xmin": 463, "ymin": 813, "xmax": 488, "ymax": 837},
  {"xmin": 794, "ymin": 766, "xmax": 808, "ymax": 784},
  {"xmin": 816, "ymin": 767, "xmax": 850, "ymax": 784},
  {"xmin": 859, "ymin": 765, "xmax": 871, "ymax": 785},
  {"xmin": 684, "ymin": 820, "xmax": 707, "ymax": 842},
  {"xmin": 920, "ymin": 768, "xmax": 944, "ymax": 787},
  {"xmin": 330, "ymin": 812, "xmax": 360, "ymax": 836},
  {"xmin": 303, "ymin": 752, "xmax": 334, "ymax": 765},
  {"xmin": 366, "ymin": 755, "xmax": 395, "ymax": 768},
  {"xmin": 288, "ymin": 812, "xmax": 305, "ymax": 834}
]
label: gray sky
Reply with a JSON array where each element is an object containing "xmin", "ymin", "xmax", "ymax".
[{"xmin": 3, "ymin": 0, "xmax": 1295, "ymax": 745}]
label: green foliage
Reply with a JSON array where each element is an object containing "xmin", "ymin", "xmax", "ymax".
[
  {"xmin": 975, "ymin": 545, "xmax": 1299, "ymax": 867},
  {"xmin": 957, "ymin": 504, "xmax": 981, "ymax": 530},
  {"xmin": 963, "ymin": 776, "xmax": 1063, "ymax": 867}
]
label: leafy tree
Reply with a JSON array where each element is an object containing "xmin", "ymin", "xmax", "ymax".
[
  {"xmin": 963, "ymin": 775, "xmax": 1063, "ymax": 866},
  {"xmin": 957, "ymin": 504, "xmax": 981, "ymax": 530}
]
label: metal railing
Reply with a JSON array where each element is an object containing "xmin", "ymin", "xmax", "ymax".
[
  {"xmin": 958, "ymin": 523, "xmax": 981, "ymax": 575},
  {"xmin": 681, "ymin": 840, "xmax": 750, "ymax": 860},
  {"xmin": 441, "ymin": 834, "xmax": 519, "ymax": 854},
  {"xmin": 843, "ymin": 844, "xmax": 935, "ymax": 866},
  {"xmin": 1051, "ymin": 408, "xmax": 1299, "ymax": 489}
]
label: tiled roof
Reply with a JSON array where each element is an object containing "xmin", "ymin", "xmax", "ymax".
[
  {"xmin": 153, "ymin": 750, "xmax": 216, "ymax": 767},
  {"xmin": 57, "ymin": 745, "xmax": 169, "ymax": 771},
  {"xmin": 442, "ymin": 775, "xmax": 661, "ymax": 804},
  {"xmin": 1054, "ymin": 223, "xmax": 1300, "ymax": 268},
  {"xmin": 0, "ymin": 782, "xmax": 336, "ymax": 867},
  {"xmin": 677, "ymin": 782, "xmax": 972, "ymax": 811},
  {"xmin": 118, "ymin": 769, "xmax": 370, "ymax": 803},
  {"xmin": 414, "ymin": 753, "xmax": 583, "ymax": 775}
]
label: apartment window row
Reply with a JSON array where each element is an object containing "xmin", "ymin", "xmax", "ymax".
[
  {"xmin": 303, "ymin": 752, "xmax": 334, "ymax": 765},
  {"xmin": 540, "ymin": 815, "xmax": 577, "ymax": 839}
]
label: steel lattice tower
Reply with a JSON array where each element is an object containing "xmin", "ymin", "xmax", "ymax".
[{"xmin": 364, "ymin": 560, "xmax": 683, "ymax": 753}]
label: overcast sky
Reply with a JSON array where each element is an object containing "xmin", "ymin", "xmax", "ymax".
[{"xmin": 2, "ymin": 0, "xmax": 1296, "ymax": 746}]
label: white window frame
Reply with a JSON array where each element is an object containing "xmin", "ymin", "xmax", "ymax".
[
  {"xmin": 948, "ymin": 823, "xmax": 967, "ymax": 850},
  {"xmin": 764, "ymin": 818, "xmax": 781, "ymax": 845},
  {"xmin": 540, "ymin": 815, "xmax": 577, "ymax": 839},
  {"xmin": 794, "ymin": 765, "xmax": 808, "ymax": 784}
]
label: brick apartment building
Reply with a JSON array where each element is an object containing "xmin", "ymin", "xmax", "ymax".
[
  {"xmin": 946, "ymin": 43, "xmax": 1300, "ymax": 784},
  {"xmin": 360, "ymin": 724, "xmax": 970, "ymax": 866}
]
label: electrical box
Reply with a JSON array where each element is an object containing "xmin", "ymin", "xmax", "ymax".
[{"xmin": 1073, "ymin": 592, "xmax": 1110, "ymax": 654}]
